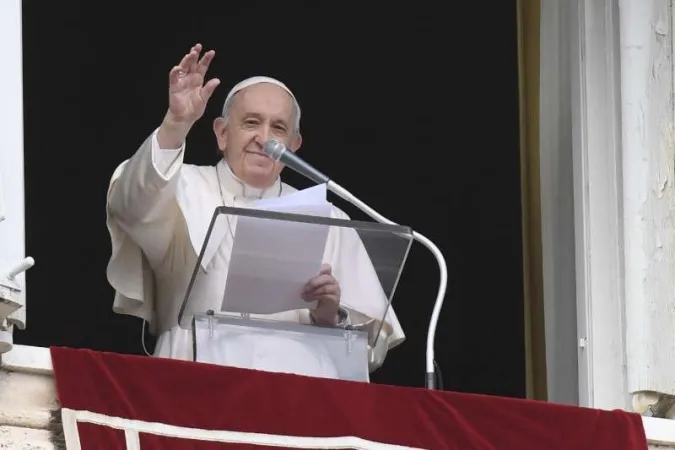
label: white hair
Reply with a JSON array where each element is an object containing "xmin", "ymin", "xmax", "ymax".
[{"xmin": 220, "ymin": 76, "xmax": 301, "ymax": 135}]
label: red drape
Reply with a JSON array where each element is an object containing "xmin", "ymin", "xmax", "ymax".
[{"xmin": 50, "ymin": 346, "xmax": 648, "ymax": 450}]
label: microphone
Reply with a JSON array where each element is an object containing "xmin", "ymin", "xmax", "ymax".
[
  {"xmin": 262, "ymin": 138, "xmax": 449, "ymax": 390},
  {"xmin": 263, "ymin": 140, "xmax": 330, "ymax": 185}
]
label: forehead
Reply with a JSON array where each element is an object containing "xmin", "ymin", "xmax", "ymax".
[{"xmin": 232, "ymin": 83, "xmax": 294, "ymax": 119}]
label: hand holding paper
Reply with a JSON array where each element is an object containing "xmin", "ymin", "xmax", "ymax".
[
  {"xmin": 302, "ymin": 263, "xmax": 341, "ymax": 325},
  {"xmin": 220, "ymin": 184, "xmax": 334, "ymax": 315}
]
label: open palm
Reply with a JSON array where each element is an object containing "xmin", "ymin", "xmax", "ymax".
[{"xmin": 167, "ymin": 44, "xmax": 220, "ymax": 124}]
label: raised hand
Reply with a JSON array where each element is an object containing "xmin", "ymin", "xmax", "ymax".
[
  {"xmin": 158, "ymin": 44, "xmax": 220, "ymax": 149},
  {"xmin": 167, "ymin": 43, "xmax": 220, "ymax": 124}
]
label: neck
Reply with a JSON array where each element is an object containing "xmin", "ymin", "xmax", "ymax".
[{"xmin": 217, "ymin": 159, "xmax": 281, "ymax": 199}]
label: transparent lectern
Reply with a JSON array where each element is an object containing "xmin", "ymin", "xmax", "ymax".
[{"xmin": 177, "ymin": 205, "xmax": 412, "ymax": 382}]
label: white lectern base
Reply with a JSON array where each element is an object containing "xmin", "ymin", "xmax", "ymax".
[{"xmin": 192, "ymin": 313, "xmax": 370, "ymax": 382}]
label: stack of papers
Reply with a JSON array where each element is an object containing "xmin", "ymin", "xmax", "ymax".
[{"xmin": 220, "ymin": 184, "xmax": 333, "ymax": 314}]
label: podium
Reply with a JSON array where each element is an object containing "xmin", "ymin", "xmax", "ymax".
[{"xmin": 176, "ymin": 205, "xmax": 413, "ymax": 381}]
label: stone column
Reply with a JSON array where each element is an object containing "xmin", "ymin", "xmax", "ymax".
[
  {"xmin": 0, "ymin": 0, "xmax": 29, "ymax": 352},
  {"xmin": 619, "ymin": 0, "xmax": 675, "ymax": 416}
]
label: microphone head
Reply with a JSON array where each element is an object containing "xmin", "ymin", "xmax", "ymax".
[{"xmin": 262, "ymin": 139, "xmax": 286, "ymax": 161}]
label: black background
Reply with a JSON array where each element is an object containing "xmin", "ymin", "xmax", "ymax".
[{"xmin": 17, "ymin": 1, "xmax": 525, "ymax": 397}]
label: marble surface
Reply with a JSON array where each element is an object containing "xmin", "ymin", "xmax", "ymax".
[
  {"xmin": 1, "ymin": 344, "xmax": 52, "ymax": 374},
  {"xmin": 0, "ymin": 346, "xmax": 60, "ymax": 449}
]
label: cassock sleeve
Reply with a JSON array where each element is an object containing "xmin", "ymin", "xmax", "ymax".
[
  {"xmin": 325, "ymin": 207, "xmax": 406, "ymax": 372},
  {"xmin": 108, "ymin": 129, "xmax": 184, "ymax": 263},
  {"xmin": 105, "ymin": 129, "xmax": 185, "ymax": 329}
]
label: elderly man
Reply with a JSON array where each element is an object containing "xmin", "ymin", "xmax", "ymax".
[{"xmin": 105, "ymin": 43, "xmax": 404, "ymax": 378}]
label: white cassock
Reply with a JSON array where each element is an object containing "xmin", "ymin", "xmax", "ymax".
[{"xmin": 105, "ymin": 129, "xmax": 405, "ymax": 379}]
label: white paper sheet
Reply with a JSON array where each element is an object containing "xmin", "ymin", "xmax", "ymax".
[
  {"xmin": 220, "ymin": 184, "xmax": 333, "ymax": 314},
  {"xmin": 253, "ymin": 183, "xmax": 328, "ymax": 211}
]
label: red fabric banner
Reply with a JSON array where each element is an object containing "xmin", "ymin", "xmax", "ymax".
[{"xmin": 50, "ymin": 347, "xmax": 648, "ymax": 450}]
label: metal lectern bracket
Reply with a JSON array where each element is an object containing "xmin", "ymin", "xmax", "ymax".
[
  {"xmin": 343, "ymin": 329, "xmax": 354, "ymax": 354},
  {"xmin": 206, "ymin": 310, "xmax": 215, "ymax": 338}
]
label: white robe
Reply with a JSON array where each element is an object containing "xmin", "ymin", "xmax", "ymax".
[{"xmin": 105, "ymin": 129, "xmax": 405, "ymax": 378}]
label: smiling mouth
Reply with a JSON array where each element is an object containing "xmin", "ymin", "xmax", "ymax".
[{"xmin": 246, "ymin": 151, "xmax": 272, "ymax": 160}]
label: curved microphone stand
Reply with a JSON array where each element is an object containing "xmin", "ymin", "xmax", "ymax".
[
  {"xmin": 327, "ymin": 181, "xmax": 448, "ymax": 390},
  {"xmin": 262, "ymin": 138, "xmax": 448, "ymax": 389}
]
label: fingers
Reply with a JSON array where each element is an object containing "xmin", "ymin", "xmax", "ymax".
[
  {"xmin": 201, "ymin": 78, "xmax": 221, "ymax": 102},
  {"xmin": 303, "ymin": 266, "xmax": 336, "ymax": 296},
  {"xmin": 187, "ymin": 43, "xmax": 201, "ymax": 73},
  {"xmin": 319, "ymin": 263, "xmax": 332, "ymax": 275},
  {"xmin": 169, "ymin": 65, "xmax": 185, "ymax": 85},
  {"xmin": 173, "ymin": 44, "xmax": 213, "ymax": 78},
  {"xmin": 303, "ymin": 273, "xmax": 340, "ymax": 303},
  {"xmin": 305, "ymin": 284, "xmax": 340, "ymax": 298},
  {"xmin": 177, "ymin": 44, "xmax": 201, "ymax": 73},
  {"xmin": 196, "ymin": 50, "xmax": 215, "ymax": 76},
  {"xmin": 304, "ymin": 274, "xmax": 335, "ymax": 292},
  {"xmin": 169, "ymin": 44, "xmax": 219, "ymax": 96}
]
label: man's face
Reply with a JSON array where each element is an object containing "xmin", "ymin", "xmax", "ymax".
[{"xmin": 213, "ymin": 83, "xmax": 302, "ymax": 188}]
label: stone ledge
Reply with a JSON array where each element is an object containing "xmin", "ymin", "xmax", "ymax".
[
  {"xmin": 1, "ymin": 345, "xmax": 52, "ymax": 374},
  {"xmin": 644, "ymin": 417, "xmax": 675, "ymax": 448},
  {"xmin": 0, "ymin": 425, "xmax": 58, "ymax": 450},
  {"xmin": 0, "ymin": 346, "xmax": 61, "ymax": 449}
]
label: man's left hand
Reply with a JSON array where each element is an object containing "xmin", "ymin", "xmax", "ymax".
[{"xmin": 303, "ymin": 263, "xmax": 341, "ymax": 326}]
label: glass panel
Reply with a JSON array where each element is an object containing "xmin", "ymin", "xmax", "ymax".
[{"xmin": 177, "ymin": 206, "xmax": 413, "ymax": 349}]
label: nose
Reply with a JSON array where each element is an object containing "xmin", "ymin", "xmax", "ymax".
[{"xmin": 256, "ymin": 123, "xmax": 271, "ymax": 145}]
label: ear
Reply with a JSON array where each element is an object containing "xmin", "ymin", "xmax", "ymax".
[
  {"xmin": 290, "ymin": 132, "xmax": 303, "ymax": 153},
  {"xmin": 213, "ymin": 117, "xmax": 228, "ymax": 151}
]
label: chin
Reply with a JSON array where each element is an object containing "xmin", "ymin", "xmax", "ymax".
[{"xmin": 243, "ymin": 165, "xmax": 276, "ymax": 187}]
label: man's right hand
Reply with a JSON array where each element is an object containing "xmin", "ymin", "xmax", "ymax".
[{"xmin": 157, "ymin": 43, "xmax": 220, "ymax": 149}]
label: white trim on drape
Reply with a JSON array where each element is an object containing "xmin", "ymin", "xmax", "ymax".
[{"xmin": 60, "ymin": 408, "xmax": 425, "ymax": 450}]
